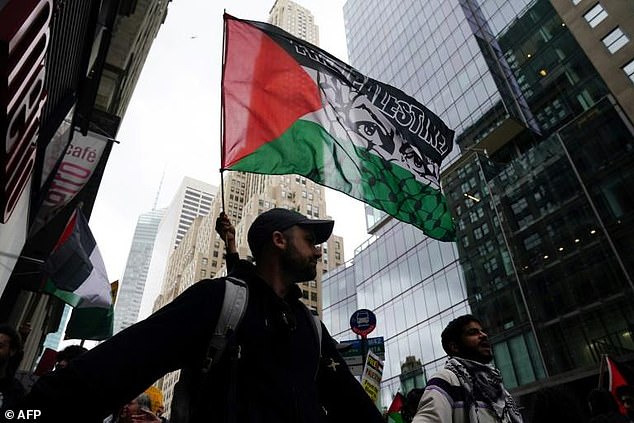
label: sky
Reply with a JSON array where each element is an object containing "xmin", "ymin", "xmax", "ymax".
[{"xmin": 89, "ymin": 0, "xmax": 370, "ymax": 282}]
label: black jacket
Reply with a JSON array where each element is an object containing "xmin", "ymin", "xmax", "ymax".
[
  {"xmin": 26, "ymin": 260, "xmax": 383, "ymax": 423},
  {"xmin": 0, "ymin": 375, "xmax": 25, "ymax": 414}
]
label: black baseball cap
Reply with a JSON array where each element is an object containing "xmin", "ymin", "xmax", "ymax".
[{"xmin": 248, "ymin": 208, "xmax": 334, "ymax": 257}]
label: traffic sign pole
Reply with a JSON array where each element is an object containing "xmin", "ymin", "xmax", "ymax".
[{"xmin": 361, "ymin": 334, "xmax": 368, "ymax": 368}]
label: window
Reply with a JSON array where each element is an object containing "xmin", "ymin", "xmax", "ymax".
[
  {"xmin": 602, "ymin": 27, "xmax": 629, "ymax": 53},
  {"xmin": 624, "ymin": 59, "xmax": 634, "ymax": 83},
  {"xmin": 584, "ymin": 3, "xmax": 607, "ymax": 28}
]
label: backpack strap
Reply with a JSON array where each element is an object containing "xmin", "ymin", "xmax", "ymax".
[
  {"xmin": 311, "ymin": 310, "xmax": 323, "ymax": 357},
  {"xmin": 201, "ymin": 276, "xmax": 248, "ymax": 373}
]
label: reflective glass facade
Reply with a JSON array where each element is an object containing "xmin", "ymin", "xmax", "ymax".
[
  {"xmin": 322, "ymin": 218, "xmax": 469, "ymax": 406},
  {"xmin": 334, "ymin": 0, "xmax": 634, "ymax": 407}
]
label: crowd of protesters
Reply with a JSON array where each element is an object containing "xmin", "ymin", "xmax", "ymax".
[{"xmin": 1, "ymin": 210, "xmax": 633, "ymax": 422}]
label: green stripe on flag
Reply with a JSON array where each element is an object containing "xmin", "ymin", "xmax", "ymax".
[
  {"xmin": 231, "ymin": 119, "xmax": 455, "ymax": 241},
  {"xmin": 43, "ymin": 279, "xmax": 82, "ymax": 307},
  {"xmin": 65, "ymin": 306, "xmax": 114, "ymax": 341}
]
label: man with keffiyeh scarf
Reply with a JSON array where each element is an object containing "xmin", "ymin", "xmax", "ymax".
[{"xmin": 413, "ymin": 315, "xmax": 523, "ymax": 423}]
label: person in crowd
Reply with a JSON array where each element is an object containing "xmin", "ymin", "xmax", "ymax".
[
  {"xmin": 155, "ymin": 404, "xmax": 168, "ymax": 423},
  {"xmin": 55, "ymin": 345, "xmax": 88, "ymax": 370},
  {"xmin": 413, "ymin": 315, "xmax": 523, "ymax": 423},
  {"xmin": 26, "ymin": 208, "xmax": 384, "ymax": 423},
  {"xmin": 0, "ymin": 324, "xmax": 26, "ymax": 415},
  {"xmin": 117, "ymin": 393, "xmax": 161, "ymax": 423},
  {"xmin": 402, "ymin": 388, "xmax": 424, "ymax": 423},
  {"xmin": 588, "ymin": 388, "xmax": 630, "ymax": 423}
]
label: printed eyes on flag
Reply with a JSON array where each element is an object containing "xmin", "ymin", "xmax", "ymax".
[
  {"xmin": 350, "ymin": 103, "xmax": 394, "ymax": 151},
  {"xmin": 358, "ymin": 122, "xmax": 379, "ymax": 137}
]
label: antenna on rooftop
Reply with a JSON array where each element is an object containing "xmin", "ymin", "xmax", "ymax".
[{"xmin": 153, "ymin": 166, "xmax": 166, "ymax": 210}]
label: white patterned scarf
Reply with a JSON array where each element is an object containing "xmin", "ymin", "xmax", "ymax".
[{"xmin": 445, "ymin": 357, "xmax": 523, "ymax": 423}]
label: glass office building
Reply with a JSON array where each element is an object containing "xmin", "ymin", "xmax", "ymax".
[
  {"xmin": 327, "ymin": 0, "xmax": 634, "ymax": 407},
  {"xmin": 322, "ymin": 216, "xmax": 470, "ymax": 405},
  {"xmin": 443, "ymin": 0, "xmax": 634, "ymax": 391}
]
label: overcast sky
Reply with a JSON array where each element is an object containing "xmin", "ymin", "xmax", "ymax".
[{"xmin": 89, "ymin": 0, "xmax": 370, "ymax": 281}]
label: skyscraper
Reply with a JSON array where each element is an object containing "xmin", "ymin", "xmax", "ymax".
[
  {"xmin": 269, "ymin": 0, "xmax": 319, "ymax": 45},
  {"xmin": 138, "ymin": 177, "xmax": 217, "ymax": 319},
  {"xmin": 113, "ymin": 207, "xmax": 165, "ymax": 334},
  {"xmin": 327, "ymin": 0, "xmax": 634, "ymax": 407}
]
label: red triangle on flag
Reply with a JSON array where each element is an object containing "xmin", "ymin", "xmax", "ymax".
[
  {"xmin": 608, "ymin": 356, "xmax": 628, "ymax": 392},
  {"xmin": 222, "ymin": 15, "xmax": 322, "ymax": 169},
  {"xmin": 387, "ymin": 392, "xmax": 405, "ymax": 414},
  {"xmin": 605, "ymin": 355, "xmax": 632, "ymax": 415}
]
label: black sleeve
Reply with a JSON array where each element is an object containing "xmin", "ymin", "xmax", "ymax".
[
  {"xmin": 317, "ymin": 325, "xmax": 384, "ymax": 423},
  {"xmin": 24, "ymin": 278, "xmax": 226, "ymax": 422},
  {"xmin": 225, "ymin": 252, "xmax": 240, "ymax": 273}
]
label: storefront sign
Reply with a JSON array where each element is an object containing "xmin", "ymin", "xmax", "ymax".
[
  {"xmin": 31, "ymin": 131, "xmax": 110, "ymax": 234},
  {"xmin": 0, "ymin": 0, "xmax": 52, "ymax": 222}
]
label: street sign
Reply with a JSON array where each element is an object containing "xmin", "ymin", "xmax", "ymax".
[
  {"xmin": 339, "ymin": 337, "xmax": 385, "ymax": 376},
  {"xmin": 350, "ymin": 309, "xmax": 376, "ymax": 337}
]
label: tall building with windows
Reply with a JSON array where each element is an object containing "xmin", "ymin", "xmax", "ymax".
[
  {"xmin": 550, "ymin": 0, "xmax": 634, "ymax": 120},
  {"xmin": 329, "ymin": 0, "xmax": 634, "ymax": 408},
  {"xmin": 323, "ymin": 208, "xmax": 469, "ymax": 406},
  {"xmin": 138, "ymin": 177, "xmax": 217, "ymax": 319},
  {"xmin": 269, "ymin": 0, "xmax": 319, "ymax": 45},
  {"xmin": 113, "ymin": 207, "xmax": 165, "ymax": 334}
]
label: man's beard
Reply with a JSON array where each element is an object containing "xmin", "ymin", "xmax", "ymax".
[
  {"xmin": 281, "ymin": 243, "xmax": 317, "ymax": 283},
  {"xmin": 459, "ymin": 344, "xmax": 493, "ymax": 364}
]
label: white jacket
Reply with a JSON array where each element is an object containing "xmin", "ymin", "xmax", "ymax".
[{"xmin": 413, "ymin": 368, "xmax": 512, "ymax": 423}]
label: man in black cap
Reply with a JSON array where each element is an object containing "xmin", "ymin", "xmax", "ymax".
[{"xmin": 27, "ymin": 208, "xmax": 383, "ymax": 423}]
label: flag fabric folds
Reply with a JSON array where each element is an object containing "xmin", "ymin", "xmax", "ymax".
[
  {"xmin": 65, "ymin": 296, "xmax": 113, "ymax": 341},
  {"xmin": 42, "ymin": 208, "xmax": 113, "ymax": 340},
  {"xmin": 221, "ymin": 14, "xmax": 456, "ymax": 241},
  {"xmin": 387, "ymin": 392, "xmax": 405, "ymax": 423},
  {"xmin": 602, "ymin": 355, "xmax": 633, "ymax": 415}
]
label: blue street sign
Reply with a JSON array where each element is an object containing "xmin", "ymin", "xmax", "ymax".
[{"xmin": 339, "ymin": 337, "xmax": 385, "ymax": 376}]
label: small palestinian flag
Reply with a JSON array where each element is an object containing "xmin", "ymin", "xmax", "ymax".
[
  {"xmin": 387, "ymin": 392, "xmax": 405, "ymax": 423},
  {"xmin": 221, "ymin": 14, "xmax": 455, "ymax": 241},
  {"xmin": 42, "ymin": 208, "xmax": 113, "ymax": 340},
  {"xmin": 602, "ymin": 355, "xmax": 634, "ymax": 415}
]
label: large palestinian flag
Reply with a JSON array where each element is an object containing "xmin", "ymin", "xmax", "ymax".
[{"xmin": 222, "ymin": 14, "xmax": 455, "ymax": 241}]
